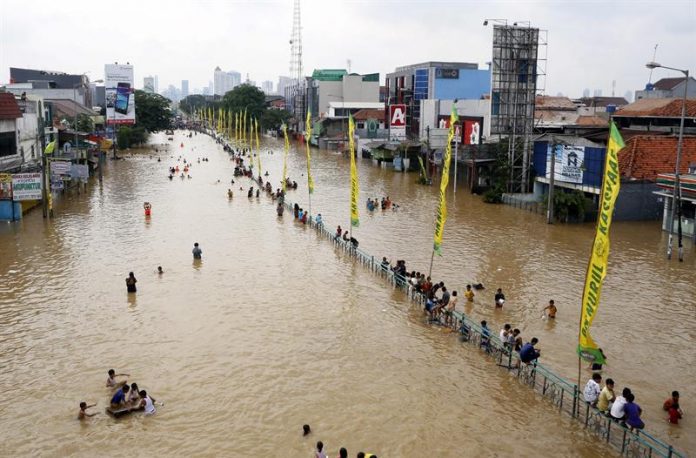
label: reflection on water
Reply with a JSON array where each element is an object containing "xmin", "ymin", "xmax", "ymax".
[{"xmin": 0, "ymin": 130, "xmax": 693, "ymax": 456}]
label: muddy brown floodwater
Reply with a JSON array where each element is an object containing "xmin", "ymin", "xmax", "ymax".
[{"xmin": 0, "ymin": 130, "xmax": 693, "ymax": 457}]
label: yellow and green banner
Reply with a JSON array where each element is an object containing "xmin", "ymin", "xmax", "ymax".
[
  {"xmin": 433, "ymin": 106, "xmax": 458, "ymax": 255},
  {"xmin": 305, "ymin": 110, "xmax": 314, "ymax": 194},
  {"xmin": 418, "ymin": 156, "xmax": 427, "ymax": 179},
  {"xmin": 349, "ymin": 115, "xmax": 359, "ymax": 227},
  {"xmin": 577, "ymin": 121, "xmax": 624, "ymax": 364},
  {"xmin": 255, "ymin": 118, "xmax": 261, "ymax": 174},
  {"xmin": 282, "ymin": 124, "xmax": 289, "ymax": 192}
]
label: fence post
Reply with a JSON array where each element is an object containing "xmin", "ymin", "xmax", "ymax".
[
  {"xmin": 621, "ymin": 429, "xmax": 627, "ymax": 454},
  {"xmin": 572, "ymin": 385, "xmax": 578, "ymax": 418},
  {"xmin": 668, "ymin": 446, "xmax": 673, "ymax": 458},
  {"xmin": 585, "ymin": 402, "xmax": 590, "ymax": 427},
  {"xmin": 606, "ymin": 417, "xmax": 611, "ymax": 443}
]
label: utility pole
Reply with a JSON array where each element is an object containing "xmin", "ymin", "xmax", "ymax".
[{"xmin": 547, "ymin": 141, "xmax": 556, "ymax": 224}]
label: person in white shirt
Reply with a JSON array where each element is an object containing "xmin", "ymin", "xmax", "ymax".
[
  {"xmin": 499, "ymin": 324, "xmax": 512, "ymax": 347},
  {"xmin": 583, "ymin": 373, "xmax": 602, "ymax": 406},
  {"xmin": 610, "ymin": 387, "xmax": 632, "ymax": 420},
  {"xmin": 138, "ymin": 390, "xmax": 156, "ymax": 415}
]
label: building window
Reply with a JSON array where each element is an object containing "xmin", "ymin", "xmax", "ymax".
[
  {"xmin": 357, "ymin": 122, "xmax": 365, "ymax": 129},
  {"xmin": 0, "ymin": 132, "xmax": 17, "ymax": 157}
]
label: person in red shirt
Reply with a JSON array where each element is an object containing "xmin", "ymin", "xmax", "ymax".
[
  {"xmin": 663, "ymin": 391, "xmax": 684, "ymax": 421},
  {"xmin": 668, "ymin": 403, "xmax": 682, "ymax": 424}
]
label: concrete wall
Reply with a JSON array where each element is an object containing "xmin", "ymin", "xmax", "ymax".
[
  {"xmin": 5, "ymin": 87, "xmax": 88, "ymax": 106},
  {"xmin": 615, "ymin": 181, "xmax": 662, "ymax": 221},
  {"xmin": 16, "ymin": 112, "xmax": 41, "ymax": 165},
  {"xmin": 317, "ymin": 81, "xmax": 342, "ymax": 117},
  {"xmin": 342, "ymin": 75, "xmax": 379, "ymax": 103}
]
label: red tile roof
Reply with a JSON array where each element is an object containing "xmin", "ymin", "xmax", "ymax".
[
  {"xmin": 535, "ymin": 95, "xmax": 576, "ymax": 110},
  {"xmin": 615, "ymin": 98, "xmax": 696, "ymax": 117},
  {"xmin": 618, "ymin": 135, "xmax": 696, "ymax": 181},
  {"xmin": 0, "ymin": 92, "xmax": 22, "ymax": 120},
  {"xmin": 352, "ymin": 108, "xmax": 384, "ymax": 121},
  {"xmin": 653, "ymin": 77, "xmax": 685, "ymax": 91}
]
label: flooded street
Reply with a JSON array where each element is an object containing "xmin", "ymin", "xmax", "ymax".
[{"xmin": 1, "ymin": 130, "xmax": 694, "ymax": 457}]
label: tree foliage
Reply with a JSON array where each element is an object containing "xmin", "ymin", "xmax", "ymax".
[
  {"xmin": 75, "ymin": 113, "xmax": 94, "ymax": 133},
  {"xmin": 482, "ymin": 142, "xmax": 511, "ymax": 203},
  {"xmin": 179, "ymin": 94, "xmax": 208, "ymax": 115},
  {"xmin": 117, "ymin": 125, "xmax": 148, "ymax": 149},
  {"xmin": 261, "ymin": 109, "xmax": 291, "ymax": 131},
  {"xmin": 134, "ymin": 90, "xmax": 173, "ymax": 132},
  {"xmin": 221, "ymin": 84, "xmax": 266, "ymax": 122}
]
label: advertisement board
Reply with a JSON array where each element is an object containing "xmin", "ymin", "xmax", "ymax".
[
  {"xmin": 546, "ymin": 144, "xmax": 585, "ymax": 184},
  {"xmin": 438, "ymin": 116, "xmax": 483, "ymax": 145},
  {"xmin": 389, "ymin": 104, "xmax": 406, "ymax": 141},
  {"xmin": 0, "ymin": 174, "xmax": 12, "ymax": 200},
  {"xmin": 105, "ymin": 64, "xmax": 136, "ymax": 125},
  {"xmin": 11, "ymin": 173, "xmax": 42, "ymax": 201},
  {"xmin": 70, "ymin": 164, "xmax": 89, "ymax": 180},
  {"xmin": 51, "ymin": 161, "xmax": 72, "ymax": 176}
]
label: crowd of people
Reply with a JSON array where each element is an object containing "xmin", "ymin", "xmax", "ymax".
[
  {"xmin": 303, "ymin": 425, "xmax": 377, "ymax": 458},
  {"xmin": 366, "ymin": 196, "xmax": 399, "ymax": 212}
]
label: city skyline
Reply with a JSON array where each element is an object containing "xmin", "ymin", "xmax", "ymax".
[{"xmin": 1, "ymin": 0, "xmax": 694, "ymax": 99}]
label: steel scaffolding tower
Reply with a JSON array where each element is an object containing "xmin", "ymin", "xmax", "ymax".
[
  {"xmin": 289, "ymin": 0, "xmax": 304, "ymax": 130},
  {"xmin": 490, "ymin": 24, "xmax": 545, "ymax": 193}
]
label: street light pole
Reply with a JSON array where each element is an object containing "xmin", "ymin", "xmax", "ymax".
[{"xmin": 646, "ymin": 62, "xmax": 689, "ymax": 261}]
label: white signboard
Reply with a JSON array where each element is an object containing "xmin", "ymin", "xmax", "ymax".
[
  {"xmin": 70, "ymin": 164, "xmax": 89, "ymax": 180},
  {"xmin": 51, "ymin": 161, "xmax": 72, "ymax": 176},
  {"xmin": 12, "ymin": 173, "xmax": 42, "ymax": 201},
  {"xmin": 105, "ymin": 64, "xmax": 136, "ymax": 125},
  {"xmin": 546, "ymin": 144, "xmax": 585, "ymax": 184}
]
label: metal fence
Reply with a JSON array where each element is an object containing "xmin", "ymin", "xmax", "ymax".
[{"xmin": 256, "ymin": 180, "xmax": 684, "ymax": 458}]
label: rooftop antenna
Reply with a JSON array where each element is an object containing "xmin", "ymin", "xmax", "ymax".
[
  {"xmin": 611, "ymin": 80, "xmax": 616, "ymax": 97},
  {"xmin": 648, "ymin": 44, "xmax": 658, "ymax": 84},
  {"xmin": 347, "ymin": 59, "xmax": 352, "ymax": 73}
]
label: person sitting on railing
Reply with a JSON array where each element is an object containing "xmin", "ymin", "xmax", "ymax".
[
  {"xmin": 335, "ymin": 225, "xmax": 342, "ymax": 240},
  {"xmin": 597, "ymin": 378, "xmax": 616, "ymax": 415},
  {"xmin": 350, "ymin": 237, "xmax": 358, "ymax": 248},
  {"xmin": 610, "ymin": 387, "xmax": 631, "ymax": 423},
  {"xmin": 519, "ymin": 338, "xmax": 541, "ymax": 364},
  {"xmin": 431, "ymin": 286, "xmax": 450, "ymax": 321},
  {"xmin": 315, "ymin": 213, "xmax": 322, "ymax": 227},
  {"xmin": 624, "ymin": 393, "xmax": 645, "ymax": 431},
  {"xmin": 583, "ymin": 373, "xmax": 603, "ymax": 407},
  {"xmin": 480, "ymin": 320, "xmax": 491, "ymax": 350},
  {"xmin": 421, "ymin": 276, "xmax": 433, "ymax": 294},
  {"xmin": 444, "ymin": 290, "xmax": 457, "ymax": 327},
  {"xmin": 380, "ymin": 257, "xmax": 390, "ymax": 272},
  {"xmin": 342, "ymin": 231, "xmax": 350, "ymax": 242},
  {"xmin": 500, "ymin": 324, "xmax": 512, "ymax": 349}
]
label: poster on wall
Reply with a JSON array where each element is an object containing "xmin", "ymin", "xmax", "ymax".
[
  {"xmin": 0, "ymin": 174, "xmax": 12, "ymax": 200},
  {"xmin": 389, "ymin": 104, "xmax": 406, "ymax": 141},
  {"xmin": 462, "ymin": 119, "xmax": 482, "ymax": 145},
  {"xmin": 546, "ymin": 144, "xmax": 585, "ymax": 184},
  {"xmin": 11, "ymin": 173, "xmax": 42, "ymax": 201},
  {"xmin": 105, "ymin": 64, "xmax": 136, "ymax": 125}
]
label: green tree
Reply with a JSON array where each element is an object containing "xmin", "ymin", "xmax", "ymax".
[
  {"xmin": 179, "ymin": 94, "xmax": 207, "ymax": 115},
  {"xmin": 221, "ymin": 84, "xmax": 266, "ymax": 123},
  {"xmin": 75, "ymin": 113, "xmax": 94, "ymax": 133},
  {"xmin": 134, "ymin": 90, "xmax": 173, "ymax": 132},
  {"xmin": 117, "ymin": 125, "xmax": 148, "ymax": 149},
  {"xmin": 261, "ymin": 109, "xmax": 290, "ymax": 131},
  {"xmin": 482, "ymin": 141, "xmax": 511, "ymax": 203}
]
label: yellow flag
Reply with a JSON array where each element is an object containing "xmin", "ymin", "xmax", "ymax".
[
  {"xmin": 234, "ymin": 112, "xmax": 239, "ymax": 142},
  {"xmin": 433, "ymin": 106, "xmax": 458, "ymax": 255},
  {"xmin": 349, "ymin": 115, "xmax": 359, "ymax": 227},
  {"xmin": 255, "ymin": 119, "xmax": 261, "ymax": 174},
  {"xmin": 243, "ymin": 108, "xmax": 248, "ymax": 144},
  {"xmin": 282, "ymin": 124, "xmax": 289, "ymax": 192},
  {"xmin": 577, "ymin": 121, "xmax": 623, "ymax": 364},
  {"xmin": 305, "ymin": 110, "xmax": 314, "ymax": 194}
]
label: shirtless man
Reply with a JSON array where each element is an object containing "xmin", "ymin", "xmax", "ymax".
[
  {"xmin": 78, "ymin": 402, "xmax": 97, "ymax": 420},
  {"xmin": 106, "ymin": 369, "xmax": 130, "ymax": 388}
]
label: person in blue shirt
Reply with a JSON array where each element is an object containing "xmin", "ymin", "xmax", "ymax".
[
  {"xmin": 110, "ymin": 384, "xmax": 130, "ymax": 409},
  {"xmin": 315, "ymin": 213, "xmax": 322, "ymax": 226},
  {"xmin": 520, "ymin": 338, "xmax": 541, "ymax": 364},
  {"xmin": 480, "ymin": 320, "xmax": 491, "ymax": 350}
]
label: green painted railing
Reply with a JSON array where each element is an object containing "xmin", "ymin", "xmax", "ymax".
[{"xmin": 246, "ymin": 175, "xmax": 685, "ymax": 458}]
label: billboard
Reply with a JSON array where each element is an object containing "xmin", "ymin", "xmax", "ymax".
[
  {"xmin": 438, "ymin": 116, "xmax": 483, "ymax": 145},
  {"xmin": 105, "ymin": 64, "xmax": 136, "ymax": 124},
  {"xmin": 435, "ymin": 68, "xmax": 459, "ymax": 79},
  {"xmin": 546, "ymin": 144, "xmax": 585, "ymax": 184},
  {"xmin": 389, "ymin": 104, "xmax": 406, "ymax": 141},
  {"xmin": 12, "ymin": 173, "xmax": 42, "ymax": 201}
]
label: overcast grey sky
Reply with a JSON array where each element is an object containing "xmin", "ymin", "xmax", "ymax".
[{"xmin": 1, "ymin": 0, "xmax": 694, "ymax": 98}]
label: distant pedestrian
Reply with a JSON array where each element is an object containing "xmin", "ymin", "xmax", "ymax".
[
  {"xmin": 125, "ymin": 272, "xmax": 137, "ymax": 293},
  {"xmin": 192, "ymin": 242, "xmax": 202, "ymax": 259},
  {"xmin": 494, "ymin": 288, "xmax": 505, "ymax": 307},
  {"xmin": 464, "ymin": 284, "xmax": 475, "ymax": 304},
  {"xmin": 157, "ymin": 266, "xmax": 164, "ymax": 275},
  {"xmin": 542, "ymin": 299, "xmax": 557, "ymax": 318},
  {"xmin": 338, "ymin": 447, "xmax": 348, "ymax": 458},
  {"xmin": 277, "ymin": 203, "xmax": 284, "ymax": 216},
  {"xmin": 303, "ymin": 424, "xmax": 311, "ymax": 436},
  {"xmin": 78, "ymin": 401, "xmax": 97, "ymax": 420}
]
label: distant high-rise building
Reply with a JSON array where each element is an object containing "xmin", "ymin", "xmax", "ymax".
[
  {"xmin": 162, "ymin": 84, "xmax": 181, "ymax": 102},
  {"xmin": 593, "ymin": 89, "xmax": 603, "ymax": 97},
  {"xmin": 214, "ymin": 67, "xmax": 241, "ymax": 96},
  {"xmin": 582, "ymin": 88, "xmax": 590, "ymax": 98},
  {"xmin": 261, "ymin": 80, "xmax": 274, "ymax": 94},
  {"xmin": 181, "ymin": 80, "xmax": 189, "ymax": 98},
  {"xmin": 143, "ymin": 76, "xmax": 155, "ymax": 93},
  {"xmin": 154, "ymin": 75, "xmax": 159, "ymax": 94},
  {"xmin": 624, "ymin": 90, "xmax": 633, "ymax": 103},
  {"xmin": 277, "ymin": 76, "xmax": 293, "ymax": 98}
]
